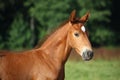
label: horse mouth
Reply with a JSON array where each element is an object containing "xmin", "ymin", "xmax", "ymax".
[{"xmin": 82, "ymin": 56, "xmax": 93, "ymax": 61}]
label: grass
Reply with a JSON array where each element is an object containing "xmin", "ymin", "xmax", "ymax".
[{"xmin": 65, "ymin": 59, "xmax": 120, "ymax": 80}]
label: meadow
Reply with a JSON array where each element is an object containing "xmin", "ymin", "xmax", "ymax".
[{"xmin": 65, "ymin": 60, "xmax": 120, "ymax": 80}]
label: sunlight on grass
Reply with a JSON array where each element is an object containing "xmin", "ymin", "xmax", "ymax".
[{"xmin": 65, "ymin": 60, "xmax": 120, "ymax": 80}]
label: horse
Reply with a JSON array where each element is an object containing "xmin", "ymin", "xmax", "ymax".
[{"xmin": 0, "ymin": 10, "xmax": 93, "ymax": 80}]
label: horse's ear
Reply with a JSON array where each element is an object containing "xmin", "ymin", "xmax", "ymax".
[
  {"xmin": 80, "ymin": 12, "xmax": 90, "ymax": 23},
  {"xmin": 69, "ymin": 9, "xmax": 76, "ymax": 22}
]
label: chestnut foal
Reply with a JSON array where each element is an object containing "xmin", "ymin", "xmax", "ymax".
[{"xmin": 0, "ymin": 10, "xmax": 93, "ymax": 80}]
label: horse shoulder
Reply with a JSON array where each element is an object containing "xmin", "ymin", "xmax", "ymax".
[{"xmin": 30, "ymin": 50, "xmax": 60, "ymax": 80}]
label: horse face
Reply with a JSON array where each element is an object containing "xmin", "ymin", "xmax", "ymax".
[{"xmin": 68, "ymin": 10, "xmax": 93, "ymax": 61}]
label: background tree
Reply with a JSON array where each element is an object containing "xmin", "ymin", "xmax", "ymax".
[
  {"xmin": 0, "ymin": 0, "xmax": 118, "ymax": 50},
  {"xmin": 7, "ymin": 14, "xmax": 32, "ymax": 50},
  {"xmin": 74, "ymin": 0, "xmax": 112, "ymax": 46}
]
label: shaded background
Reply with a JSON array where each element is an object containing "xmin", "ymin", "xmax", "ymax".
[
  {"xmin": 0, "ymin": 0, "xmax": 120, "ymax": 50},
  {"xmin": 0, "ymin": 0, "xmax": 120, "ymax": 80}
]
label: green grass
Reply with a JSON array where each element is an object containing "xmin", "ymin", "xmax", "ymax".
[{"xmin": 65, "ymin": 60, "xmax": 120, "ymax": 80}]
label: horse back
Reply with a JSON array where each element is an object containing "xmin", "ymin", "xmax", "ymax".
[{"xmin": 0, "ymin": 50, "xmax": 35, "ymax": 80}]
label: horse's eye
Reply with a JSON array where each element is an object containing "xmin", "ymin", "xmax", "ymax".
[{"xmin": 74, "ymin": 33, "xmax": 79, "ymax": 37}]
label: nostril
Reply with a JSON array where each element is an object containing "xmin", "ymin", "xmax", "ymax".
[{"xmin": 88, "ymin": 51, "xmax": 93, "ymax": 58}]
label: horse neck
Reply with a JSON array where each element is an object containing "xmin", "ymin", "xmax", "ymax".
[{"xmin": 39, "ymin": 22, "xmax": 72, "ymax": 64}]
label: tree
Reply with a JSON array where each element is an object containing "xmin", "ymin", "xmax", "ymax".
[
  {"xmin": 24, "ymin": 0, "xmax": 71, "ymax": 45},
  {"xmin": 7, "ymin": 14, "xmax": 32, "ymax": 51},
  {"xmin": 25, "ymin": 0, "xmax": 112, "ymax": 47},
  {"xmin": 75, "ymin": 0, "xmax": 112, "ymax": 46},
  {"xmin": 0, "ymin": 0, "xmax": 116, "ymax": 50}
]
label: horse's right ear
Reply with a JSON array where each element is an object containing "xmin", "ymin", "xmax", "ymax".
[{"xmin": 69, "ymin": 10, "xmax": 76, "ymax": 23}]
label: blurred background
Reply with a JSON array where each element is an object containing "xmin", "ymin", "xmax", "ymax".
[{"xmin": 0, "ymin": 0, "xmax": 120, "ymax": 80}]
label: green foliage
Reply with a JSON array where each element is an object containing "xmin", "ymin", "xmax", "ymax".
[
  {"xmin": 27, "ymin": 0, "xmax": 112, "ymax": 47},
  {"xmin": 7, "ymin": 14, "xmax": 32, "ymax": 51},
  {"xmin": 75, "ymin": 0, "xmax": 112, "ymax": 46},
  {"xmin": 0, "ymin": 0, "xmax": 118, "ymax": 50},
  {"xmin": 26, "ymin": 0, "xmax": 112, "ymax": 47},
  {"xmin": 25, "ymin": 0, "xmax": 70, "ymax": 32},
  {"xmin": 23, "ymin": 0, "xmax": 73, "ymax": 47},
  {"xmin": 91, "ymin": 27, "xmax": 114, "ymax": 46}
]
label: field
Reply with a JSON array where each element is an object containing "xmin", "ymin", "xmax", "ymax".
[
  {"xmin": 65, "ymin": 60, "xmax": 120, "ymax": 80},
  {"xmin": 65, "ymin": 47, "xmax": 120, "ymax": 80}
]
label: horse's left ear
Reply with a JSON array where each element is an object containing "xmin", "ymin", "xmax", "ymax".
[
  {"xmin": 80, "ymin": 12, "xmax": 90, "ymax": 23},
  {"xmin": 69, "ymin": 9, "xmax": 76, "ymax": 22}
]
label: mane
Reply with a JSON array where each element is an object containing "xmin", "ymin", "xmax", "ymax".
[
  {"xmin": 34, "ymin": 17, "xmax": 85, "ymax": 49},
  {"xmin": 34, "ymin": 20, "xmax": 69, "ymax": 49}
]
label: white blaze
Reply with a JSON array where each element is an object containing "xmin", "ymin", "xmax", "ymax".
[{"xmin": 81, "ymin": 26, "xmax": 86, "ymax": 32}]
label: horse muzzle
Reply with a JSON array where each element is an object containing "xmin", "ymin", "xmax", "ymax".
[{"xmin": 82, "ymin": 50, "xmax": 93, "ymax": 61}]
